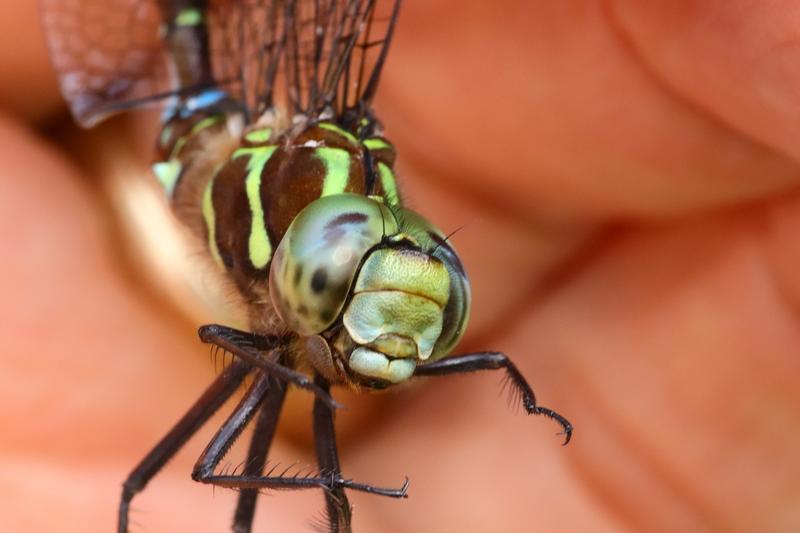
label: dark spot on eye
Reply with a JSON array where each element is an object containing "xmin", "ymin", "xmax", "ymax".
[
  {"xmin": 320, "ymin": 309, "xmax": 334, "ymax": 323},
  {"xmin": 294, "ymin": 265, "xmax": 303, "ymax": 287},
  {"xmin": 322, "ymin": 227, "xmax": 345, "ymax": 243},
  {"xmin": 324, "ymin": 212, "xmax": 368, "ymax": 229},
  {"xmin": 311, "ymin": 268, "xmax": 328, "ymax": 293},
  {"xmin": 298, "ymin": 304, "xmax": 309, "ymax": 316}
]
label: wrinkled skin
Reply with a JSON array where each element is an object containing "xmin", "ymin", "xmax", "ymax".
[{"xmin": 2, "ymin": 1, "xmax": 800, "ymax": 532}]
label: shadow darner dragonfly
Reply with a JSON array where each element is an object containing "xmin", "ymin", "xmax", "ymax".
[{"xmin": 42, "ymin": 0, "xmax": 572, "ymax": 531}]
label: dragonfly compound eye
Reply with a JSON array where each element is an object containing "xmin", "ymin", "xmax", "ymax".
[{"xmin": 269, "ymin": 193, "xmax": 399, "ymax": 335}]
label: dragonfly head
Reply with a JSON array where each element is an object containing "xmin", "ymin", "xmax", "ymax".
[{"xmin": 269, "ymin": 193, "xmax": 471, "ymax": 387}]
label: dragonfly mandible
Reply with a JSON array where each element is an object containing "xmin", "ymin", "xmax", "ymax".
[{"xmin": 41, "ymin": 1, "xmax": 573, "ymax": 531}]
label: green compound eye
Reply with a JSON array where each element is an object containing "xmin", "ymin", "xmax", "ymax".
[{"xmin": 269, "ymin": 193, "xmax": 399, "ymax": 334}]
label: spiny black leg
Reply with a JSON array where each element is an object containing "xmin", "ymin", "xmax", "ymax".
[
  {"xmin": 197, "ymin": 472, "xmax": 408, "ymax": 496},
  {"xmin": 312, "ymin": 374, "xmax": 351, "ymax": 532},
  {"xmin": 192, "ymin": 371, "xmax": 274, "ymax": 485},
  {"xmin": 118, "ymin": 360, "xmax": 250, "ymax": 533},
  {"xmin": 199, "ymin": 324, "xmax": 285, "ymax": 352},
  {"xmin": 199, "ymin": 324, "xmax": 342, "ymax": 410},
  {"xmin": 232, "ymin": 379, "xmax": 288, "ymax": 533},
  {"xmin": 192, "ymin": 372, "xmax": 405, "ymax": 497},
  {"xmin": 190, "ymin": 359, "xmax": 406, "ymax": 505},
  {"xmin": 414, "ymin": 352, "xmax": 573, "ymax": 445}
]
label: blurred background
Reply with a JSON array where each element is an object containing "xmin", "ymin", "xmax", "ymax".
[{"xmin": 2, "ymin": 1, "xmax": 800, "ymax": 532}]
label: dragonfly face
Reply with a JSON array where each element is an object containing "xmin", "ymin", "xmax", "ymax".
[
  {"xmin": 270, "ymin": 192, "xmax": 471, "ymax": 386},
  {"xmin": 41, "ymin": 1, "xmax": 572, "ymax": 531}
]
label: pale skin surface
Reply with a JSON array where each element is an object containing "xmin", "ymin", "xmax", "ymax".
[{"xmin": 2, "ymin": 1, "xmax": 800, "ymax": 532}]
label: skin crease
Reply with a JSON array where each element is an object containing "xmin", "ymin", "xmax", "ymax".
[{"xmin": 2, "ymin": 0, "xmax": 800, "ymax": 531}]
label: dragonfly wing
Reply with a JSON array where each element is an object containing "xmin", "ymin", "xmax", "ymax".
[{"xmin": 41, "ymin": 0, "xmax": 168, "ymax": 127}]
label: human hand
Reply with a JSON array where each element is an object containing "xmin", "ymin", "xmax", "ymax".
[{"xmin": 2, "ymin": 2, "xmax": 798, "ymax": 532}]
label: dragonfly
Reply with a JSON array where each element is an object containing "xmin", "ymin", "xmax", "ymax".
[{"xmin": 42, "ymin": 0, "xmax": 573, "ymax": 531}]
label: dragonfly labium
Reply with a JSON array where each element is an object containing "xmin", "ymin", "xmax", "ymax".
[{"xmin": 42, "ymin": 0, "xmax": 573, "ymax": 530}]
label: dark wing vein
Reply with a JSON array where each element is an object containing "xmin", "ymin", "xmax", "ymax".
[{"xmin": 42, "ymin": 0, "xmax": 401, "ymax": 129}]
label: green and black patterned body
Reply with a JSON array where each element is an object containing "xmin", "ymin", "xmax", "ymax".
[
  {"xmin": 153, "ymin": 107, "xmax": 403, "ymax": 334},
  {"xmin": 42, "ymin": 1, "xmax": 572, "ymax": 531}
]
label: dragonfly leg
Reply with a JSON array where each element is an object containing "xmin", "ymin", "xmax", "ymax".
[
  {"xmin": 199, "ymin": 324, "xmax": 342, "ymax": 410},
  {"xmin": 193, "ymin": 373, "xmax": 406, "ymax": 532},
  {"xmin": 197, "ymin": 324, "xmax": 284, "ymax": 351},
  {"xmin": 191, "ymin": 371, "xmax": 275, "ymax": 482},
  {"xmin": 118, "ymin": 360, "xmax": 251, "ymax": 533},
  {"xmin": 196, "ymin": 471, "xmax": 409, "ymax": 497},
  {"xmin": 414, "ymin": 352, "xmax": 573, "ymax": 445},
  {"xmin": 311, "ymin": 374, "xmax": 411, "ymax": 531},
  {"xmin": 312, "ymin": 374, "xmax": 352, "ymax": 532},
  {"xmin": 232, "ymin": 378, "xmax": 288, "ymax": 533}
]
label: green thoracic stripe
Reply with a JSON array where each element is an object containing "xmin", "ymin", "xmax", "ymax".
[
  {"xmin": 232, "ymin": 146, "xmax": 263, "ymax": 159},
  {"xmin": 244, "ymin": 128, "xmax": 272, "ymax": 144},
  {"xmin": 191, "ymin": 115, "xmax": 222, "ymax": 134},
  {"xmin": 175, "ymin": 8, "xmax": 203, "ymax": 27},
  {"xmin": 318, "ymin": 122, "xmax": 358, "ymax": 145},
  {"xmin": 316, "ymin": 147, "xmax": 351, "ymax": 197},
  {"xmin": 201, "ymin": 177, "xmax": 224, "ymax": 269},
  {"xmin": 363, "ymin": 137, "xmax": 390, "ymax": 151},
  {"xmin": 234, "ymin": 146, "xmax": 278, "ymax": 269},
  {"xmin": 152, "ymin": 159, "xmax": 182, "ymax": 196},
  {"xmin": 377, "ymin": 161, "xmax": 400, "ymax": 206},
  {"xmin": 169, "ymin": 115, "xmax": 222, "ymax": 159}
]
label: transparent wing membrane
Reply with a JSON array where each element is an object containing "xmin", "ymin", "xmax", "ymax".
[
  {"xmin": 282, "ymin": 0, "xmax": 400, "ymax": 122},
  {"xmin": 41, "ymin": 0, "xmax": 167, "ymax": 126},
  {"xmin": 42, "ymin": 0, "xmax": 401, "ymax": 128}
]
